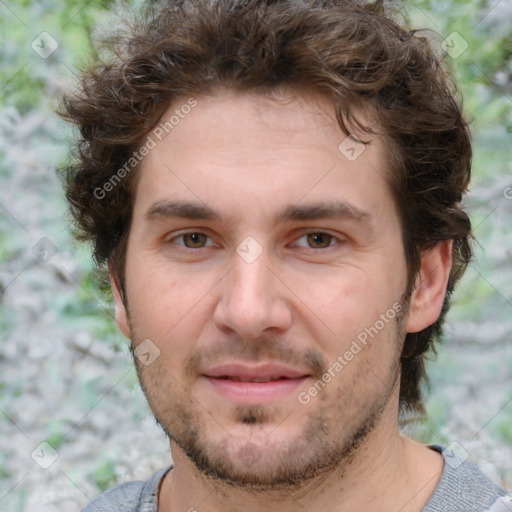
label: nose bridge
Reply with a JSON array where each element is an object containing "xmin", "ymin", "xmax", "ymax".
[
  {"xmin": 213, "ymin": 248, "xmax": 292, "ymax": 337},
  {"xmin": 228, "ymin": 252, "xmax": 273, "ymax": 315}
]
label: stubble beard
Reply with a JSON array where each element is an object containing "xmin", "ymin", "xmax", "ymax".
[{"xmin": 129, "ymin": 308, "xmax": 407, "ymax": 492}]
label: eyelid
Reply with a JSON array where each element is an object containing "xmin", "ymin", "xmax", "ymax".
[
  {"xmin": 165, "ymin": 229, "xmax": 217, "ymax": 248},
  {"xmin": 290, "ymin": 230, "xmax": 345, "ymax": 250},
  {"xmin": 163, "ymin": 228, "xmax": 346, "ymax": 251}
]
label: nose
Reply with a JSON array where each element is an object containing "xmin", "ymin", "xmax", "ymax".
[{"xmin": 212, "ymin": 250, "xmax": 293, "ymax": 339}]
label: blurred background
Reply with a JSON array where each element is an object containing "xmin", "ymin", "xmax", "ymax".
[{"xmin": 0, "ymin": 0, "xmax": 511, "ymax": 510}]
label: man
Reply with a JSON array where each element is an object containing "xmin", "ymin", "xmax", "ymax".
[{"xmin": 60, "ymin": 0, "xmax": 510, "ymax": 510}]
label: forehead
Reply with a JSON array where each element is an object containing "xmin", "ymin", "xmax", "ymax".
[
  {"xmin": 132, "ymin": 87, "xmax": 393, "ymax": 225},
  {"xmin": 156, "ymin": 87, "xmax": 373, "ymax": 157}
]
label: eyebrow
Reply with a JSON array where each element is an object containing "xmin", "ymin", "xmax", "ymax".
[
  {"xmin": 146, "ymin": 200, "xmax": 219, "ymax": 221},
  {"xmin": 275, "ymin": 202, "xmax": 371, "ymax": 224},
  {"xmin": 145, "ymin": 199, "xmax": 373, "ymax": 227}
]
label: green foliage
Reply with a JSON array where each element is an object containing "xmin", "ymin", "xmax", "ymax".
[
  {"xmin": 0, "ymin": 0, "xmax": 117, "ymax": 112},
  {"xmin": 414, "ymin": 395, "xmax": 452, "ymax": 444},
  {"xmin": 497, "ymin": 415, "xmax": 512, "ymax": 444},
  {"xmin": 45, "ymin": 420, "xmax": 69, "ymax": 450},
  {"xmin": 91, "ymin": 457, "xmax": 120, "ymax": 492}
]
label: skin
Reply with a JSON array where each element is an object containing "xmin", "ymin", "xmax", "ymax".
[{"xmin": 111, "ymin": 87, "xmax": 452, "ymax": 512}]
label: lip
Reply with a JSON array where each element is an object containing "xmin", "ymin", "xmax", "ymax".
[
  {"xmin": 202, "ymin": 363, "xmax": 310, "ymax": 404},
  {"xmin": 203, "ymin": 363, "xmax": 309, "ymax": 380}
]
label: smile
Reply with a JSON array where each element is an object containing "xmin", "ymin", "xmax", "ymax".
[{"xmin": 202, "ymin": 364, "xmax": 310, "ymax": 404}]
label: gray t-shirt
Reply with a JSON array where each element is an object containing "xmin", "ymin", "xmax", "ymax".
[{"xmin": 82, "ymin": 446, "xmax": 509, "ymax": 512}]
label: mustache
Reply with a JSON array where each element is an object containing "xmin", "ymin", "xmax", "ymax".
[{"xmin": 183, "ymin": 336, "xmax": 328, "ymax": 380}]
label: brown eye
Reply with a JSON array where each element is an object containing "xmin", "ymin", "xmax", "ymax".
[
  {"xmin": 306, "ymin": 232, "xmax": 334, "ymax": 249},
  {"xmin": 181, "ymin": 233, "xmax": 209, "ymax": 248}
]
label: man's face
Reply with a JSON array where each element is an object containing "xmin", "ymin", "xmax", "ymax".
[{"xmin": 114, "ymin": 88, "xmax": 411, "ymax": 488}]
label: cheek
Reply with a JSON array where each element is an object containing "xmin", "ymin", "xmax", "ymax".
[
  {"xmin": 289, "ymin": 265, "xmax": 385, "ymax": 325},
  {"xmin": 125, "ymin": 257, "xmax": 218, "ymax": 359},
  {"xmin": 127, "ymin": 252, "xmax": 196, "ymax": 316},
  {"xmin": 290, "ymin": 263, "xmax": 404, "ymax": 356}
]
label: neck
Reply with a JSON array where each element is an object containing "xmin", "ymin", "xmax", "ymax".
[{"xmin": 158, "ymin": 428, "xmax": 444, "ymax": 512}]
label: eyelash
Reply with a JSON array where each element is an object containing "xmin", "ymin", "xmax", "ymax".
[
  {"xmin": 166, "ymin": 230, "xmax": 342, "ymax": 251},
  {"xmin": 170, "ymin": 232, "xmax": 217, "ymax": 249}
]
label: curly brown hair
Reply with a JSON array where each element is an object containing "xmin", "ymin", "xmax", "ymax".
[{"xmin": 60, "ymin": 0, "xmax": 473, "ymax": 415}]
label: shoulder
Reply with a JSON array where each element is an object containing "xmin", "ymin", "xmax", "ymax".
[
  {"xmin": 424, "ymin": 445, "xmax": 510, "ymax": 512},
  {"xmin": 81, "ymin": 466, "xmax": 172, "ymax": 512},
  {"xmin": 81, "ymin": 480, "xmax": 146, "ymax": 512}
]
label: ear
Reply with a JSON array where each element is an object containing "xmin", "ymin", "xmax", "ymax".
[
  {"xmin": 109, "ymin": 264, "xmax": 131, "ymax": 339},
  {"xmin": 406, "ymin": 240, "xmax": 453, "ymax": 334}
]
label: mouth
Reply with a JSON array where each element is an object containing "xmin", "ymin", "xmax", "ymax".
[
  {"xmin": 214, "ymin": 376, "xmax": 292, "ymax": 383},
  {"xmin": 202, "ymin": 363, "xmax": 310, "ymax": 404}
]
